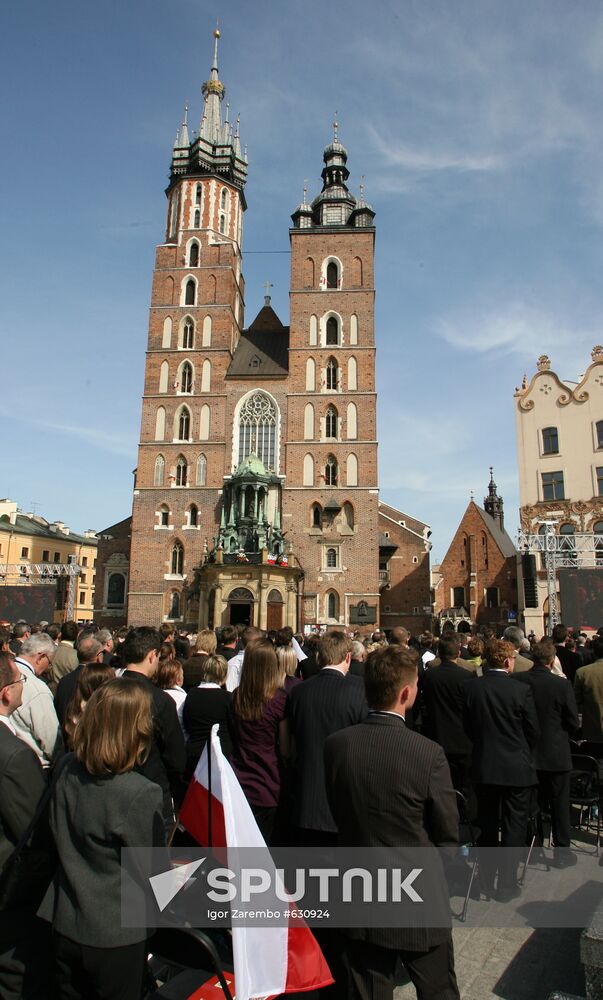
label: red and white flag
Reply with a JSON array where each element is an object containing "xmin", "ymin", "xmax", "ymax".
[{"xmin": 179, "ymin": 726, "xmax": 333, "ymax": 1000}]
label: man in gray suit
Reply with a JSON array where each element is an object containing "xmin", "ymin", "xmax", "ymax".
[{"xmin": 324, "ymin": 644, "xmax": 460, "ymax": 1000}]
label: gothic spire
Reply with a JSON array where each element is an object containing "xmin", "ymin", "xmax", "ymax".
[
  {"xmin": 484, "ymin": 467, "xmax": 504, "ymax": 531},
  {"xmin": 180, "ymin": 104, "xmax": 189, "ymax": 147},
  {"xmin": 200, "ymin": 28, "xmax": 225, "ymax": 143}
]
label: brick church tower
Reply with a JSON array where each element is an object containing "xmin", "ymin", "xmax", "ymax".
[{"xmin": 128, "ymin": 33, "xmax": 380, "ymax": 630}]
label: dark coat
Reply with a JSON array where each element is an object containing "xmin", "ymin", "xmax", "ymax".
[
  {"xmin": 54, "ymin": 663, "xmax": 83, "ymax": 728},
  {"xmin": 183, "ymin": 686, "xmax": 234, "ymax": 779},
  {"xmin": 420, "ymin": 659, "xmax": 473, "ymax": 755},
  {"xmin": 288, "ymin": 668, "xmax": 368, "ymax": 832},
  {"xmin": 463, "ymin": 671, "xmax": 539, "ymax": 786},
  {"xmin": 555, "ymin": 644, "xmax": 582, "ymax": 685},
  {"xmin": 324, "ymin": 713, "xmax": 458, "ymax": 952},
  {"xmin": 514, "ymin": 666, "xmax": 579, "ymax": 771}
]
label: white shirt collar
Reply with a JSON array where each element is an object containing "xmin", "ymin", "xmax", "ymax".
[
  {"xmin": 15, "ymin": 656, "xmax": 35, "ymax": 676},
  {"xmin": 0, "ymin": 715, "xmax": 16, "ymax": 734}
]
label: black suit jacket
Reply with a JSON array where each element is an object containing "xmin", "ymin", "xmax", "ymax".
[
  {"xmin": 420, "ymin": 660, "xmax": 473, "ymax": 756},
  {"xmin": 555, "ymin": 644, "xmax": 582, "ymax": 685},
  {"xmin": 463, "ymin": 671, "xmax": 539, "ymax": 786},
  {"xmin": 54, "ymin": 663, "xmax": 83, "ymax": 728},
  {"xmin": 513, "ymin": 666, "xmax": 579, "ymax": 771},
  {"xmin": 288, "ymin": 668, "xmax": 368, "ymax": 832},
  {"xmin": 324, "ymin": 714, "xmax": 458, "ymax": 952}
]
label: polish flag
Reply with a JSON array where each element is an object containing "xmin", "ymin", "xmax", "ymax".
[{"xmin": 179, "ymin": 726, "xmax": 333, "ymax": 1000}]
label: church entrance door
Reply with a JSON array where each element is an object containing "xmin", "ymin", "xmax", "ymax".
[
  {"xmin": 228, "ymin": 587, "xmax": 255, "ymax": 628},
  {"xmin": 266, "ymin": 589, "xmax": 284, "ymax": 631}
]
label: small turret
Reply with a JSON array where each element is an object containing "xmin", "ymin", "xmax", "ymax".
[{"xmin": 484, "ymin": 467, "xmax": 504, "ymax": 531}]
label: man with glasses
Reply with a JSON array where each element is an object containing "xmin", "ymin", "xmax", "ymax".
[
  {"xmin": 12, "ymin": 634, "xmax": 62, "ymax": 768},
  {"xmin": 0, "ymin": 651, "xmax": 50, "ymax": 998}
]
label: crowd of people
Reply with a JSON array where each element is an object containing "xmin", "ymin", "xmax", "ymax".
[{"xmin": 0, "ymin": 615, "xmax": 601, "ymax": 1000}]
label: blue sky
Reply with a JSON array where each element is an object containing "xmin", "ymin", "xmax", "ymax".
[{"xmin": 3, "ymin": 0, "xmax": 603, "ymax": 562}]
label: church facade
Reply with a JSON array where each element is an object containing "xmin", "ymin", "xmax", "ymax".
[{"xmin": 127, "ymin": 32, "xmax": 427, "ymax": 632}]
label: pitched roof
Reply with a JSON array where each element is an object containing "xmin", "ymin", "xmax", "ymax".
[
  {"xmin": 227, "ymin": 303, "xmax": 289, "ymax": 378},
  {"xmin": 0, "ymin": 514, "xmax": 97, "ymax": 547},
  {"xmin": 474, "ymin": 504, "xmax": 517, "ymax": 558}
]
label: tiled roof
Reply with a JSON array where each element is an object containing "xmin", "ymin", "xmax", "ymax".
[
  {"xmin": 0, "ymin": 515, "xmax": 97, "ymax": 547},
  {"xmin": 227, "ymin": 303, "xmax": 289, "ymax": 378}
]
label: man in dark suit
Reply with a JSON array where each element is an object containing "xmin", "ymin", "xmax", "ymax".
[
  {"xmin": 464, "ymin": 639, "xmax": 539, "ymax": 901},
  {"xmin": 288, "ymin": 631, "xmax": 368, "ymax": 846},
  {"xmin": 514, "ymin": 638, "xmax": 579, "ymax": 864},
  {"xmin": 0, "ymin": 653, "xmax": 51, "ymax": 999},
  {"xmin": 420, "ymin": 633, "xmax": 473, "ymax": 796},
  {"xmin": 54, "ymin": 634, "xmax": 105, "ymax": 729},
  {"xmin": 324, "ymin": 644, "xmax": 460, "ymax": 1000},
  {"xmin": 552, "ymin": 623, "xmax": 582, "ymax": 684}
]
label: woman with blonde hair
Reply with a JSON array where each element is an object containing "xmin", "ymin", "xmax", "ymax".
[
  {"xmin": 231, "ymin": 639, "xmax": 290, "ymax": 842},
  {"xmin": 183, "ymin": 628, "xmax": 217, "ymax": 691},
  {"xmin": 42, "ymin": 680, "xmax": 165, "ymax": 999},
  {"xmin": 276, "ymin": 645, "xmax": 301, "ymax": 694},
  {"xmin": 182, "ymin": 654, "xmax": 233, "ymax": 779}
]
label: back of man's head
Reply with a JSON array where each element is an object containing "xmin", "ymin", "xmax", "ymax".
[
  {"xmin": 95, "ymin": 628, "xmax": 113, "ymax": 648},
  {"xmin": 61, "ymin": 620, "xmax": 78, "ymax": 643},
  {"xmin": 45, "ymin": 623, "xmax": 61, "ymax": 642},
  {"xmin": 274, "ymin": 628, "xmax": 293, "ymax": 649},
  {"xmin": 78, "ymin": 636, "xmax": 103, "ymax": 664},
  {"xmin": 12, "ymin": 622, "xmax": 30, "ymax": 641},
  {"xmin": 20, "ymin": 632, "xmax": 56, "ymax": 663},
  {"xmin": 242, "ymin": 626, "xmax": 263, "ymax": 649},
  {"xmin": 503, "ymin": 625, "xmax": 524, "ymax": 650},
  {"xmin": 438, "ymin": 633, "xmax": 460, "ymax": 662},
  {"xmin": 351, "ymin": 640, "xmax": 366, "ymax": 661},
  {"xmin": 390, "ymin": 626, "xmax": 410, "ymax": 646},
  {"xmin": 220, "ymin": 625, "xmax": 237, "ymax": 646},
  {"xmin": 318, "ymin": 630, "xmax": 352, "ymax": 668},
  {"xmin": 532, "ymin": 639, "xmax": 556, "ymax": 668},
  {"xmin": 486, "ymin": 639, "xmax": 516, "ymax": 671},
  {"xmin": 122, "ymin": 626, "xmax": 161, "ymax": 666},
  {"xmin": 552, "ymin": 623, "xmax": 568, "ymax": 645},
  {"xmin": 365, "ymin": 645, "xmax": 417, "ymax": 711}
]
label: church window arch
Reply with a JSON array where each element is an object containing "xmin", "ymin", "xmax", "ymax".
[
  {"xmin": 202, "ymin": 315, "xmax": 212, "ymax": 347},
  {"xmin": 175, "ymin": 406, "xmax": 191, "ymax": 441},
  {"xmin": 351, "ymin": 256, "xmax": 363, "ymax": 286},
  {"xmin": 311, "ymin": 502, "xmax": 322, "ymax": 528},
  {"xmin": 326, "ymin": 547, "xmax": 338, "ymax": 568},
  {"xmin": 303, "ymin": 257, "xmax": 315, "ymax": 288},
  {"xmin": 350, "ymin": 314, "xmax": 358, "ymax": 345},
  {"xmin": 303, "ymin": 454, "xmax": 314, "ymax": 486},
  {"xmin": 200, "ymin": 404, "xmax": 210, "ymax": 441},
  {"xmin": 325, "ymin": 454, "xmax": 338, "ymax": 486},
  {"xmin": 326, "ymin": 316, "xmax": 339, "ymax": 346},
  {"xmin": 179, "ymin": 361, "xmax": 193, "ymax": 394},
  {"xmin": 175, "ymin": 455, "xmax": 187, "ymax": 487},
  {"xmin": 188, "ymin": 240, "xmax": 200, "ymax": 267},
  {"xmin": 342, "ymin": 501, "xmax": 354, "ymax": 529},
  {"xmin": 347, "ymin": 402, "xmax": 357, "ymax": 439},
  {"xmin": 188, "ymin": 504, "xmax": 198, "ymax": 528},
  {"xmin": 195, "ymin": 184, "xmax": 202, "ymax": 205},
  {"xmin": 346, "ymin": 453, "xmax": 358, "ymax": 487},
  {"xmin": 220, "ymin": 188, "xmax": 229, "ymax": 210},
  {"xmin": 219, "ymin": 214, "xmax": 226, "ymax": 235},
  {"xmin": 326, "ymin": 261, "xmax": 338, "ymax": 289},
  {"xmin": 168, "ymin": 591, "xmax": 181, "ymax": 620},
  {"xmin": 310, "ymin": 315, "xmax": 318, "ymax": 346},
  {"xmin": 326, "ymin": 590, "xmax": 339, "ymax": 621},
  {"xmin": 321, "ymin": 255, "xmax": 343, "ymax": 290},
  {"xmin": 348, "ymin": 356, "xmax": 358, "ymax": 391},
  {"xmin": 180, "ymin": 316, "xmax": 195, "ymax": 350},
  {"xmin": 326, "ymin": 357, "xmax": 339, "ymax": 391},
  {"xmin": 155, "ymin": 407, "xmax": 166, "ymax": 441},
  {"xmin": 304, "ymin": 403, "xmax": 314, "ymax": 440},
  {"xmin": 194, "ymin": 209, "xmax": 200, "ymax": 228},
  {"xmin": 235, "ymin": 390, "xmax": 279, "ymax": 471},
  {"xmin": 201, "ymin": 359, "xmax": 211, "ymax": 393},
  {"xmin": 158, "ymin": 504, "xmax": 170, "ymax": 527},
  {"xmin": 208, "ymin": 274, "xmax": 217, "ymax": 303},
  {"xmin": 171, "ymin": 540, "xmax": 184, "ymax": 576},
  {"xmin": 162, "ymin": 317, "xmax": 172, "ymax": 348},
  {"xmin": 196, "ymin": 453, "xmax": 207, "ymax": 486},
  {"xmin": 183, "ymin": 277, "xmax": 196, "ymax": 306},
  {"xmin": 159, "ymin": 362, "xmax": 169, "ymax": 394},
  {"xmin": 306, "ymin": 357, "xmax": 316, "ymax": 391},
  {"xmin": 154, "ymin": 454, "xmax": 165, "ymax": 486},
  {"xmin": 165, "ymin": 276, "xmax": 174, "ymax": 305},
  {"xmin": 325, "ymin": 405, "xmax": 338, "ymax": 440}
]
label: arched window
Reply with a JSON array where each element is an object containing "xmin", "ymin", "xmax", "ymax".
[
  {"xmin": 158, "ymin": 504, "xmax": 169, "ymax": 527},
  {"xmin": 326, "ymin": 357, "xmax": 339, "ymax": 391},
  {"xmin": 159, "ymin": 361, "xmax": 169, "ymax": 393},
  {"xmin": 306, "ymin": 357, "xmax": 315, "ymax": 391},
  {"xmin": 169, "ymin": 591, "xmax": 181, "ymax": 619},
  {"xmin": 342, "ymin": 501, "xmax": 354, "ymax": 529},
  {"xmin": 311, "ymin": 503, "xmax": 322, "ymax": 528},
  {"xmin": 202, "ymin": 315, "xmax": 212, "ymax": 347},
  {"xmin": 327, "ymin": 591, "xmax": 339, "ymax": 620},
  {"xmin": 165, "ymin": 276, "xmax": 174, "ymax": 305},
  {"xmin": 219, "ymin": 215, "xmax": 226, "ymax": 235},
  {"xmin": 177, "ymin": 407, "xmax": 191, "ymax": 441},
  {"xmin": 348, "ymin": 356, "xmax": 357, "ymax": 391},
  {"xmin": 201, "ymin": 359, "xmax": 211, "ymax": 392},
  {"xmin": 325, "ymin": 405, "xmax": 338, "ymax": 439},
  {"xmin": 346, "ymin": 453, "xmax": 358, "ymax": 487},
  {"xmin": 195, "ymin": 184, "xmax": 202, "ymax": 205},
  {"xmin": 208, "ymin": 274, "xmax": 217, "ymax": 303},
  {"xmin": 237, "ymin": 392, "xmax": 277, "ymax": 470},
  {"xmin": 326, "ymin": 316, "xmax": 339, "ymax": 346},
  {"xmin": 303, "ymin": 454, "xmax": 314, "ymax": 486},
  {"xmin": 350, "ymin": 314, "xmax": 358, "ymax": 345},
  {"xmin": 185, "ymin": 279, "xmax": 196, "ymax": 305},
  {"xmin": 194, "ymin": 209, "xmax": 200, "ymax": 228},
  {"xmin": 200, "ymin": 404, "xmax": 210, "ymax": 440},
  {"xmin": 303, "ymin": 257, "xmax": 315, "ymax": 288},
  {"xmin": 154, "ymin": 454, "xmax": 165, "ymax": 486},
  {"xmin": 196, "ymin": 453, "xmax": 207, "ymax": 486},
  {"xmin": 326, "ymin": 547, "xmax": 338, "ymax": 568},
  {"xmin": 188, "ymin": 242, "xmax": 199, "ymax": 267},
  {"xmin": 171, "ymin": 541, "xmax": 184, "ymax": 575},
  {"xmin": 347, "ymin": 402, "xmax": 357, "ymax": 439},
  {"xmin": 182, "ymin": 317, "xmax": 195, "ymax": 350},
  {"xmin": 155, "ymin": 407, "xmax": 166, "ymax": 441},
  {"xmin": 162, "ymin": 317, "xmax": 172, "ymax": 348},
  {"xmin": 221, "ymin": 188, "xmax": 228, "ymax": 209},
  {"xmin": 189, "ymin": 504, "xmax": 198, "ymax": 527},
  {"xmin": 351, "ymin": 256, "xmax": 363, "ymax": 286},
  {"xmin": 326, "ymin": 261, "xmax": 338, "ymax": 289},
  {"xmin": 175, "ymin": 456, "xmax": 187, "ymax": 487},
  {"xmin": 325, "ymin": 455, "xmax": 338, "ymax": 486},
  {"xmin": 310, "ymin": 315, "xmax": 318, "ymax": 346},
  {"xmin": 304, "ymin": 403, "xmax": 314, "ymax": 440},
  {"xmin": 180, "ymin": 362, "xmax": 193, "ymax": 394},
  {"xmin": 107, "ymin": 573, "xmax": 126, "ymax": 607}
]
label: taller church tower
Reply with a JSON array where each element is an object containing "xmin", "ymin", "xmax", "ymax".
[{"xmin": 128, "ymin": 30, "xmax": 248, "ymax": 625}]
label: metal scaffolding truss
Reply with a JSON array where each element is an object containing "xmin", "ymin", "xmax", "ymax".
[
  {"xmin": 517, "ymin": 522, "xmax": 603, "ymax": 630},
  {"xmin": 0, "ymin": 562, "xmax": 81, "ymax": 621}
]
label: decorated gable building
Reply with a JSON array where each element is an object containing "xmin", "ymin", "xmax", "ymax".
[{"xmin": 125, "ymin": 32, "xmax": 430, "ymax": 631}]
